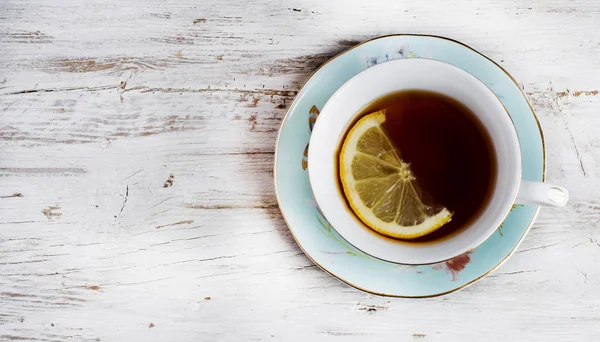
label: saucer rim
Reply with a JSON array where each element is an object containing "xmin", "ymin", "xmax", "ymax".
[{"xmin": 273, "ymin": 34, "xmax": 546, "ymax": 298}]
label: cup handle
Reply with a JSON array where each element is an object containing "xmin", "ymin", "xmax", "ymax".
[{"xmin": 515, "ymin": 180, "xmax": 569, "ymax": 207}]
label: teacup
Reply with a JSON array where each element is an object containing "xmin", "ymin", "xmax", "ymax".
[{"xmin": 308, "ymin": 58, "xmax": 568, "ymax": 265}]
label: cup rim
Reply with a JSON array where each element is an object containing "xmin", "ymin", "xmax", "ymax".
[{"xmin": 307, "ymin": 57, "xmax": 522, "ymax": 265}]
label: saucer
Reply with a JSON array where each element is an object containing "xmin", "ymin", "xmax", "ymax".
[{"xmin": 274, "ymin": 34, "xmax": 545, "ymax": 297}]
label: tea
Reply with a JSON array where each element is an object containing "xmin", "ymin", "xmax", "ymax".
[{"xmin": 340, "ymin": 90, "xmax": 497, "ymax": 242}]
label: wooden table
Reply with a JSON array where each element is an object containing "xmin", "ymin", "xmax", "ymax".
[{"xmin": 1, "ymin": 0, "xmax": 599, "ymax": 340}]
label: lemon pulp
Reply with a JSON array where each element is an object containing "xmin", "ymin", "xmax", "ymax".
[{"xmin": 339, "ymin": 110, "xmax": 453, "ymax": 239}]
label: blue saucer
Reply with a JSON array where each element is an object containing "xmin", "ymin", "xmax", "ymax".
[{"xmin": 274, "ymin": 35, "xmax": 545, "ymax": 297}]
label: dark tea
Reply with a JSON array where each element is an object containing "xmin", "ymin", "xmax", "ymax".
[{"xmin": 341, "ymin": 90, "xmax": 497, "ymax": 242}]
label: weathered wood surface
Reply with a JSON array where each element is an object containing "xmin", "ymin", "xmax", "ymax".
[{"xmin": 1, "ymin": 0, "xmax": 599, "ymax": 340}]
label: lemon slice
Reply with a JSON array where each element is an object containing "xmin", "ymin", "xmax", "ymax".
[{"xmin": 339, "ymin": 110, "xmax": 453, "ymax": 239}]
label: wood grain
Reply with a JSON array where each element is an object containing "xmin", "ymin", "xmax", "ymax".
[{"xmin": 1, "ymin": 0, "xmax": 600, "ymax": 340}]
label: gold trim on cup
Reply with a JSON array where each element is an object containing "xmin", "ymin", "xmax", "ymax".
[{"xmin": 272, "ymin": 34, "xmax": 546, "ymax": 298}]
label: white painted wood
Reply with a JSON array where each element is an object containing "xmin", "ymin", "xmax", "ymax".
[{"xmin": 1, "ymin": 0, "xmax": 599, "ymax": 340}]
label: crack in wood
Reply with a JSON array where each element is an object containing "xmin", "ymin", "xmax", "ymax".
[
  {"xmin": 1, "ymin": 335, "xmax": 36, "ymax": 340},
  {"xmin": 2, "ymin": 85, "xmax": 298, "ymax": 98},
  {"xmin": 155, "ymin": 220, "xmax": 194, "ymax": 229},
  {"xmin": 117, "ymin": 185, "xmax": 129, "ymax": 218},
  {"xmin": 103, "ymin": 276, "xmax": 174, "ymax": 286},
  {"xmin": 184, "ymin": 203, "xmax": 278, "ymax": 210},
  {"xmin": 182, "ymin": 151, "xmax": 274, "ymax": 156},
  {"xmin": 590, "ymin": 234, "xmax": 600, "ymax": 249},
  {"xmin": 562, "ymin": 118, "xmax": 587, "ymax": 176},
  {"xmin": 516, "ymin": 243, "xmax": 560, "ymax": 253},
  {"xmin": 123, "ymin": 86, "xmax": 298, "ymax": 97},
  {"xmin": 321, "ymin": 330, "xmax": 368, "ymax": 336},
  {"xmin": 0, "ymin": 168, "xmax": 86, "ymax": 175},
  {"xmin": 5, "ymin": 30, "xmax": 54, "ymax": 44},
  {"xmin": 124, "ymin": 169, "xmax": 144, "ymax": 180},
  {"xmin": 146, "ymin": 231, "xmax": 281, "ymax": 247},
  {"xmin": 149, "ymin": 255, "xmax": 240, "ymax": 269},
  {"xmin": 1, "ymin": 193, "xmax": 23, "ymax": 198},
  {"xmin": 489, "ymin": 269, "xmax": 540, "ymax": 277},
  {"xmin": 355, "ymin": 303, "xmax": 389, "ymax": 313},
  {"xmin": 294, "ymin": 264, "xmax": 317, "ymax": 270},
  {"xmin": 1, "ymin": 85, "xmax": 117, "ymax": 96},
  {"xmin": 0, "ymin": 259, "xmax": 48, "ymax": 265},
  {"xmin": 527, "ymin": 87, "xmax": 589, "ymax": 177}
]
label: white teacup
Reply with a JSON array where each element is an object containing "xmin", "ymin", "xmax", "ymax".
[{"xmin": 308, "ymin": 58, "xmax": 568, "ymax": 265}]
